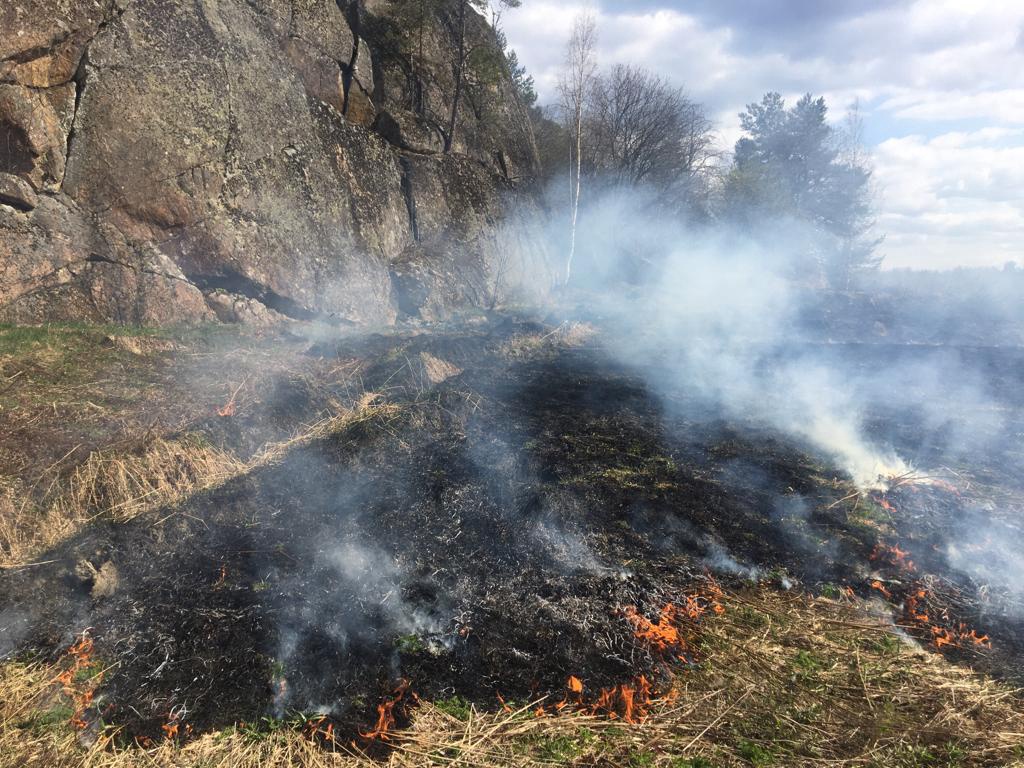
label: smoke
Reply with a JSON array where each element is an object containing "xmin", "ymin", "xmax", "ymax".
[
  {"xmin": 555, "ymin": 192, "xmax": 910, "ymax": 490},
  {"xmin": 266, "ymin": 459, "xmax": 461, "ymax": 715},
  {"xmin": 533, "ymin": 180, "xmax": 1023, "ymax": 614}
]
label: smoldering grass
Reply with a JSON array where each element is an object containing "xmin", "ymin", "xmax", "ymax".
[{"xmin": 4, "ymin": 587, "xmax": 1022, "ymax": 767}]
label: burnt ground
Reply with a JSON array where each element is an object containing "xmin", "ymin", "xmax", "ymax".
[{"xmin": 1, "ymin": 315, "xmax": 1023, "ymax": 744}]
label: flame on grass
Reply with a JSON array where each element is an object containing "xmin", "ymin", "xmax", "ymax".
[
  {"xmin": 55, "ymin": 631, "xmax": 102, "ymax": 731},
  {"xmin": 868, "ymin": 487, "xmax": 993, "ymax": 653},
  {"xmin": 361, "ymin": 680, "xmax": 413, "ymax": 742},
  {"xmin": 542, "ymin": 584, "xmax": 724, "ymax": 724}
]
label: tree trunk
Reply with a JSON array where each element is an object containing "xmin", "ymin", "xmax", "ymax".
[
  {"xmin": 444, "ymin": 0, "xmax": 467, "ymax": 154},
  {"xmin": 566, "ymin": 102, "xmax": 583, "ymax": 284}
]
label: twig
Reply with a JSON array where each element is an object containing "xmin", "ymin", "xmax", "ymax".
[{"xmin": 681, "ymin": 687, "xmax": 754, "ymax": 752}]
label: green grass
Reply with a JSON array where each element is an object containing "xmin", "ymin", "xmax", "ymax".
[
  {"xmin": 19, "ymin": 704, "xmax": 75, "ymax": 734},
  {"xmin": 0, "ymin": 323, "xmax": 162, "ymax": 356},
  {"xmin": 396, "ymin": 634, "xmax": 426, "ymax": 654},
  {"xmin": 737, "ymin": 739, "xmax": 776, "ymax": 766},
  {"xmin": 0, "ymin": 321, "xmax": 244, "ymax": 360},
  {"xmin": 792, "ymin": 650, "xmax": 824, "ymax": 673},
  {"xmin": 532, "ymin": 731, "xmax": 593, "ymax": 761},
  {"xmin": 864, "ymin": 633, "xmax": 904, "ymax": 655},
  {"xmin": 871, "ymin": 742, "xmax": 970, "ymax": 768},
  {"xmin": 433, "ymin": 695, "xmax": 473, "ymax": 721}
]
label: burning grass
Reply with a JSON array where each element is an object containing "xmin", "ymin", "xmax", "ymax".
[
  {"xmin": 2, "ymin": 587, "xmax": 1022, "ymax": 767},
  {"xmin": 3, "ymin": 319, "xmax": 1024, "ymax": 765}
]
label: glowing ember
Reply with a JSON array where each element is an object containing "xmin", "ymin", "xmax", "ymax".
[
  {"xmin": 870, "ymin": 542, "xmax": 916, "ymax": 572},
  {"xmin": 216, "ymin": 380, "xmax": 246, "ymax": 418}
]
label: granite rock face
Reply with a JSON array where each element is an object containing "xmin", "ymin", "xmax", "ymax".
[{"xmin": 0, "ymin": 0, "xmax": 552, "ymax": 325}]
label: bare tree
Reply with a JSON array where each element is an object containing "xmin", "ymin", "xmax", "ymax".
[
  {"xmin": 557, "ymin": 13, "xmax": 598, "ymax": 285},
  {"xmin": 587, "ymin": 64, "xmax": 717, "ymax": 214}
]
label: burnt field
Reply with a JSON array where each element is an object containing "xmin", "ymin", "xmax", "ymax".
[{"xmin": 1, "ymin": 315, "xmax": 1023, "ymax": 760}]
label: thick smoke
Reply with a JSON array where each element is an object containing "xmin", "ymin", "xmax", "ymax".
[
  {"xmin": 538, "ymin": 183, "xmax": 1023, "ymax": 604},
  {"xmin": 559, "ymin": 191, "xmax": 912, "ymax": 488}
]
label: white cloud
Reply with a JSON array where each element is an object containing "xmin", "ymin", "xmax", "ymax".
[
  {"xmin": 880, "ymin": 90, "xmax": 1024, "ymax": 124},
  {"xmin": 873, "ymin": 131, "xmax": 1024, "ymax": 269}
]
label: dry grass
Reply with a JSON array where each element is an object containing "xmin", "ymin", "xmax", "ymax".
[
  {"xmin": 500, "ymin": 322, "xmax": 598, "ymax": 359},
  {"xmin": 0, "ymin": 437, "xmax": 243, "ymax": 569},
  {"xmin": 0, "ymin": 394, "xmax": 400, "ymax": 570},
  {"xmin": 63, "ymin": 436, "xmax": 245, "ymax": 524},
  {"xmin": 0, "ymin": 478, "xmax": 80, "ymax": 570},
  {"xmin": 250, "ymin": 392, "xmax": 401, "ymax": 467},
  {"xmin": 3, "ymin": 588, "xmax": 1022, "ymax": 767}
]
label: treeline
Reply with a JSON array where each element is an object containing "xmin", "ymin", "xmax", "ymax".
[
  {"xmin": 362, "ymin": 3, "xmax": 881, "ymax": 292},
  {"xmin": 512, "ymin": 14, "xmax": 880, "ymax": 291}
]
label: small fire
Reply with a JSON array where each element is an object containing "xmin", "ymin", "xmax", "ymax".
[
  {"xmin": 870, "ymin": 543, "xmax": 915, "ymax": 572},
  {"xmin": 905, "ymin": 589, "xmax": 930, "ymax": 622},
  {"xmin": 896, "ymin": 583, "xmax": 992, "ymax": 651},
  {"xmin": 870, "ymin": 580, "xmax": 892, "ymax": 599},
  {"xmin": 585, "ymin": 675, "xmax": 655, "ymax": 724},
  {"xmin": 360, "ymin": 680, "xmax": 412, "ymax": 741},
  {"xmin": 624, "ymin": 604, "xmax": 683, "ymax": 654},
  {"xmin": 216, "ymin": 379, "xmax": 247, "ymax": 418},
  {"xmin": 623, "ymin": 588, "xmax": 724, "ymax": 662},
  {"xmin": 496, "ymin": 693, "xmax": 512, "ymax": 714},
  {"xmin": 545, "ymin": 673, "xmax": 668, "ymax": 724},
  {"xmin": 55, "ymin": 632, "xmax": 102, "ymax": 731}
]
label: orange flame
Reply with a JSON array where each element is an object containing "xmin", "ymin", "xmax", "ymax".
[
  {"xmin": 56, "ymin": 633, "xmax": 102, "ymax": 731},
  {"xmin": 893, "ymin": 583, "xmax": 994, "ymax": 653},
  {"xmin": 870, "ymin": 580, "xmax": 892, "ymax": 599},
  {"xmin": 584, "ymin": 675, "xmax": 656, "ymax": 724},
  {"xmin": 360, "ymin": 680, "xmax": 411, "ymax": 741},
  {"xmin": 624, "ymin": 604, "xmax": 683, "ymax": 653},
  {"xmin": 870, "ymin": 543, "xmax": 915, "ymax": 572}
]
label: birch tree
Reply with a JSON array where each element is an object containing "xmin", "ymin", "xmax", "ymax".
[{"xmin": 557, "ymin": 13, "xmax": 597, "ymax": 285}]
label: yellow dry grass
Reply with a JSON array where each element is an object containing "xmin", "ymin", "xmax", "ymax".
[
  {"xmin": 0, "ymin": 393, "xmax": 399, "ymax": 570},
  {"xmin": 500, "ymin": 322, "xmax": 598, "ymax": 359},
  {"xmin": 0, "ymin": 437, "xmax": 243, "ymax": 569},
  {"xmin": 2, "ymin": 588, "xmax": 1022, "ymax": 767}
]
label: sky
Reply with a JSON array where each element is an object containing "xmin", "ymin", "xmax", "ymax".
[{"xmin": 499, "ymin": 0, "xmax": 1024, "ymax": 270}]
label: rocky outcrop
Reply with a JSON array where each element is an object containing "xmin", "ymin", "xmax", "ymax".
[{"xmin": 0, "ymin": 0, "xmax": 553, "ymax": 325}]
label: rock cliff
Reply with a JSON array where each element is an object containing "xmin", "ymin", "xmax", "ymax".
[{"xmin": 0, "ymin": 0, "xmax": 552, "ymax": 325}]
